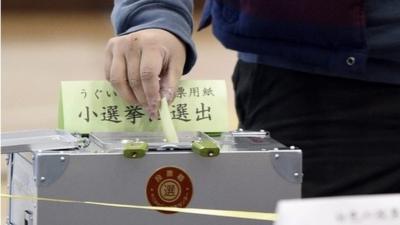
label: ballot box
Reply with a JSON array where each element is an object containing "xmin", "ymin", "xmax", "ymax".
[{"xmin": 2, "ymin": 129, "xmax": 302, "ymax": 225}]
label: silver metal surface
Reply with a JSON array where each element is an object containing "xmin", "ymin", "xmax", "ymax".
[
  {"xmin": 8, "ymin": 153, "xmax": 37, "ymax": 225},
  {"xmin": 1, "ymin": 129, "xmax": 79, "ymax": 154},
  {"xmin": 35, "ymin": 153, "xmax": 70, "ymax": 187},
  {"xmin": 6, "ymin": 130, "xmax": 302, "ymax": 225},
  {"xmin": 34, "ymin": 151, "xmax": 300, "ymax": 225},
  {"xmin": 7, "ymin": 154, "xmax": 14, "ymax": 225},
  {"xmin": 219, "ymin": 132, "xmax": 286, "ymax": 151},
  {"xmin": 231, "ymin": 129, "xmax": 269, "ymax": 138},
  {"xmin": 270, "ymin": 150, "xmax": 303, "ymax": 184}
]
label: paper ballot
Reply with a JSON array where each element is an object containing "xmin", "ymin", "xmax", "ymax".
[{"xmin": 159, "ymin": 97, "xmax": 179, "ymax": 143}]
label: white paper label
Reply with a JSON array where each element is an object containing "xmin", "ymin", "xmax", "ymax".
[{"xmin": 275, "ymin": 194, "xmax": 400, "ymax": 225}]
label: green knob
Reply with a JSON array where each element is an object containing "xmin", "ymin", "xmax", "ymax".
[
  {"xmin": 123, "ymin": 141, "xmax": 148, "ymax": 159},
  {"xmin": 204, "ymin": 132, "xmax": 222, "ymax": 137},
  {"xmin": 192, "ymin": 140, "xmax": 220, "ymax": 157}
]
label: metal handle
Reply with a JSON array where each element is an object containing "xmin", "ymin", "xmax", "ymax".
[{"xmin": 231, "ymin": 129, "xmax": 269, "ymax": 138}]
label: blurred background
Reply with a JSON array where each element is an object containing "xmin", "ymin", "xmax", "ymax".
[{"xmin": 1, "ymin": 0, "xmax": 237, "ymax": 223}]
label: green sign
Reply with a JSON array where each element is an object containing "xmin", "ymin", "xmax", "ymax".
[{"xmin": 59, "ymin": 80, "xmax": 229, "ymax": 133}]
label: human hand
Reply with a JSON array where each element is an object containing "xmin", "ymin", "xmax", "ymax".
[{"xmin": 105, "ymin": 29, "xmax": 186, "ymax": 119}]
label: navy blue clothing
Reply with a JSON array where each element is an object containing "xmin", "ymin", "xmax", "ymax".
[
  {"xmin": 366, "ymin": 0, "xmax": 400, "ymax": 62},
  {"xmin": 200, "ymin": 0, "xmax": 400, "ymax": 84},
  {"xmin": 112, "ymin": 0, "xmax": 400, "ymax": 84},
  {"xmin": 200, "ymin": 0, "xmax": 368, "ymax": 78},
  {"xmin": 238, "ymin": 0, "xmax": 400, "ymax": 84}
]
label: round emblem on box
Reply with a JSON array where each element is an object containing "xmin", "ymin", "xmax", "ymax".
[{"xmin": 146, "ymin": 167, "xmax": 193, "ymax": 214}]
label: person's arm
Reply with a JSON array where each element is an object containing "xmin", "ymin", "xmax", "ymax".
[{"xmin": 106, "ymin": 0, "xmax": 196, "ymax": 119}]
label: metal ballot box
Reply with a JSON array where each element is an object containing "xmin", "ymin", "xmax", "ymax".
[{"xmin": 2, "ymin": 129, "xmax": 302, "ymax": 225}]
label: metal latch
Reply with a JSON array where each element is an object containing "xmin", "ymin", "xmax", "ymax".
[
  {"xmin": 24, "ymin": 210, "xmax": 33, "ymax": 225},
  {"xmin": 192, "ymin": 140, "xmax": 220, "ymax": 157},
  {"xmin": 123, "ymin": 141, "xmax": 148, "ymax": 159}
]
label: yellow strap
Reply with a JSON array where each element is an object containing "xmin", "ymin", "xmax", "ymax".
[{"xmin": 1, "ymin": 193, "xmax": 277, "ymax": 221}]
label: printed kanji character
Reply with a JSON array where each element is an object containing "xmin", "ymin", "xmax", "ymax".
[
  {"xmin": 162, "ymin": 184, "xmax": 176, "ymax": 197},
  {"xmin": 202, "ymin": 87, "xmax": 214, "ymax": 96},
  {"xmin": 189, "ymin": 87, "xmax": 200, "ymax": 97},
  {"xmin": 196, "ymin": 103, "xmax": 211, "ymax": 121},
  {"xmin": 101, "ymin": 105, "xmax": 122, "ymax": 123},
  {"xmin": 155, "ymin": 174, "xmax": 163, "ymax": 183},
  {"xmin": 391, "ymin": 208, "xmax": 399, "ymax": 218},
  {"xmin": 78, "ymin": 106, "xmax": 98, "ymax": 122},
  {"xmin": 177, "ymin": 173, "xmax": 185, "ymax": 182},
  {"xmin": 335, "ymin": 213, "xmax": 346, "ymax": 223},
  {"xmin": 176, "ymin": 87, "xmax": 186, "ymax": 98},
  {"xmin": 349, "ymin": 211, "xmax": 358, "ymax": 221},
  {"xmin": 376, "ymin": 210, "xmax": 386, "ymax": 219},
  {"xmin": 171, "ymin": 104, "xmax": 191, "ymax": 122},
  {"xmin": 166, "ymin": 170, "xmax": 173, "ymax": 177},
  {"xmin": 124, "ymin": 105, "xmax": 144, "ymax": 124}
]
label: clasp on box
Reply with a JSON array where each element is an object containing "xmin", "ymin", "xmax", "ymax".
[
  {"xmin": 123, "ymin": 141, "xmax": 148, "ymax": 159},
  {"xmin": 192, "ymin": 140, "xmax": 220, "ymax": 157}
]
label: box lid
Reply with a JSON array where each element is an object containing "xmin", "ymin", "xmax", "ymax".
[{"xmin": 1, "ymin": 129, "xmax": 79, "ymax": 154}]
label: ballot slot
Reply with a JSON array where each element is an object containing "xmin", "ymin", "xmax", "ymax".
[{"xmin": 90, "ymin": 131, "xmax": 200, "ymax": 152}]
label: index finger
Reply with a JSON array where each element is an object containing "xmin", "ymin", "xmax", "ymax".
[
  {"xmin": 109, "ymin": 51, "xmax": 139, "ymax": 105},
  {"xmin": 139, "ymin": 47, "xmax": 164, "ymax": 115}
]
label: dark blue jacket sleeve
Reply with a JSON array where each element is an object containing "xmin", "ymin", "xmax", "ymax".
[{"xmin": 111, "ymin": 0, "xmax": 196, "ymax": 74}]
